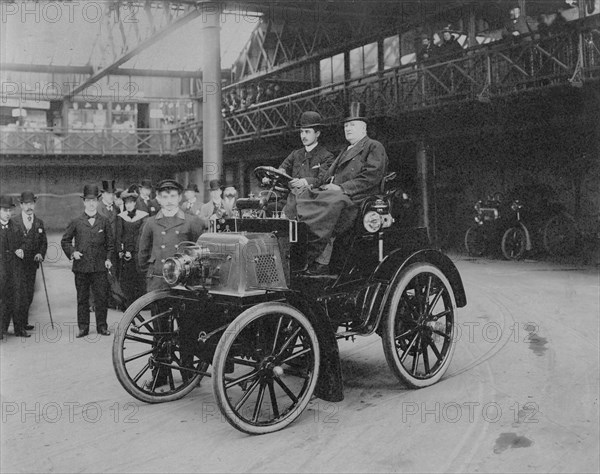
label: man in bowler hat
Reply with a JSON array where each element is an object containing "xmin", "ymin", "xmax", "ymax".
[
  {"xmin": 296, "ymin": 102, "xmax": 388, "ymax": 275},
  {"xmin": 0, "ymin": 195, "xmax": 28, "ymax": 338},
  {"xmin": 136, "ymin": 178, "xmax": 159, "ymax": 216},
  {"xmin": 181, "ymin": 183, "xmax": 203, "ymax": 217},
  {"xmin": 13, "ymin": 191, "xmax": 47, "ymax": 331},
  {"xmin": 61, "ymin": 184, "xmax": 114, "ymax": 337},
  {"xmin": 264, "ymin": 111, "xmax": 335, "ymax": 219}
]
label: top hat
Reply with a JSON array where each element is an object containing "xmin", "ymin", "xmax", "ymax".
[
  {"xmin": 0, "ymin": 194, "xmax": 15, "ymax": 209},
  {"xmin": 101, "ymin": 180, "xmax": 116, "ymax": 194},
  {"xmin": 185, "ymin": 183, "xmax": 199, "ymax": 193},
  {"xmin": 81, "ymin": 184, "xmax": 101, "ymax": 199},
  {"xmin": 121, "ymin": 184, "xmax": 139, "ymax": 200},
  {"xmin": 140, "ymin": 178, "xmax": 153, "ymax": 189},
  {"xmin": 19, "ymin": 191, "xmax": 37, "ymax": 203},
  {"xmin": 343, "ymin": 102, "xmax": 368, "ymax": 123},
  {"xmin": 297, "ymin": 111, "xmax": 323, "ymax": 129},
  {"xmin": 208, "ymin": 179, "xmax": 223, "ymax": 191},
  {"xmin": 156, "ymin": 179, "xmax": 183, "ymax": 193}
]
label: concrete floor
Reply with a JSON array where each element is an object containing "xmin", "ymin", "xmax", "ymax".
[{"xmin": 1, "ymin": 235, "xmax": 598, "ymax": 473}]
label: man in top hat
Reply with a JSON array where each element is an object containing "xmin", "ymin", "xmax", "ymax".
[
  {"xmin": 12, "ymin": 191, "xmax": 47, "ymax": 331},
  {"xmin": 181, "ymin": 183, "xmax": 203, "ymax": 217},
  {"xmin": 296, "ymin": 101, "xmax": 388, "ymax": 275},
  {"xmin": 61, "ymin": 184, "xmax": 114, "ymax": 338},
  {"xmin": 97, "ymin": 180, "xmax": 118, "ymax": 235},
  {"xmin": 264, "ymin": 111, "xmax": 335, "ymax": 219},
  {"xmin": 199, "ymin": 179, "xmax": 230, "ymax": 222},
  {"xmin": 136, "ymin": 178, "xmax": 159, "ymax": 216},
  {"xmin": 0, "ymin": 195, "xmax": 26, "ymax": 338},
  {"xmin": 137, "ymin": 179, "xmax": 205, "ymax": 388}
]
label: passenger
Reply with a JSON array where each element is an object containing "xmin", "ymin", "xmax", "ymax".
[
  {"xmin": 115, "ymin": 185, "xmax": 148, "ymax": 307},
  {"xmin": 263, "ymin": 111, "xmax": 335, "ymax": 219},
  {"xmin": 61, "ymin": 184, "xmax": 114, "ymax": 338},
  {"xmin": 295, "ymin": 102, "xmax": 388, "ymax": 275}
]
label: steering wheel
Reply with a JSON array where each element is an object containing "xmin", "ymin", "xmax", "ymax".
[{"xmin": 254, "ymin": 166, "xmax": 292, "ymax": 193}]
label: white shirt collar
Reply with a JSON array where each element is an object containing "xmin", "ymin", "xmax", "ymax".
[
  {"xmin": 304, "ymin": 141, "xmax": 318, "ymax": 153},
  {"xmin": 161, "ymin": 209, "xmax": 178, "ymax": 217}
]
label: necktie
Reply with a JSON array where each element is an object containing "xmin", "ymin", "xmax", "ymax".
[
  {"xmin": 107, "ymin": 206, "xmax": 113, "ymax": 212},
  {"xmin": 28, "ymin": 216, "xmax": 32, "ymax": 222}
]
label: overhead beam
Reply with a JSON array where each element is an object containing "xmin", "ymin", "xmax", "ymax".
[{"xmin": 64, "ymin": 5, "xmax": 203, "ymax": 100}]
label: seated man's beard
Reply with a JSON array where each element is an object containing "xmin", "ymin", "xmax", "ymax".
[{"xmin": 223, "ymin": 197, "xmax": 236, "ymax": 213}]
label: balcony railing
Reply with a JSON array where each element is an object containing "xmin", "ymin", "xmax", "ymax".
[
  {"xmin": 0, "ymin": 128, "xmax": 172, "ymax": 156},
  {"xmin": 172, "ymin": 17, "xmax": 599, "ymax": 151},
  {"xmin": 1, "ymin": 16, "xmax": 598, "ymax": 157}
]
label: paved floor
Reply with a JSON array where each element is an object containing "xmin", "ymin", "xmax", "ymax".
[{"xmin": 1, "ymin": 235, "xmax": 598, "ymax": 473}]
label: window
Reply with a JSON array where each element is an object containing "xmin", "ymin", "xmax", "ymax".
[
  {"xmin": 319, "ymin": 53, "xmax": 345, "ymax": 86},
  {"xmin": 383, "ymin": 35, "xmax": 400, "ymax": 70},
  {"xmin": 349, "ymin": 42, "xmax": 379, "ymax": 79}
]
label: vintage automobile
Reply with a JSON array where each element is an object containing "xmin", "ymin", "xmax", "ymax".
[{"xmin": 112, "ymin": 166, "xmax": 467, "ymax": 434}]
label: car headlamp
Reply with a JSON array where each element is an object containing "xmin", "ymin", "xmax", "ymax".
[
  {"xmin": 163, "ymin": 253, "xmax": 194, "ymax": 285},
  {"xmin": 363, "ymin": 210, "xmax": 383, "ymax": 233}
]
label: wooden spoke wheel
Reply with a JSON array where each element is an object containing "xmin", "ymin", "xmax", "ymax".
[
  {"xmin": 212, "ymin": 303, "xmax": 319, "ymax": 435},
  {"xmin": 501, "ymin": 226, "xmax": 527, "ymax": 260},
  {"xmin": 382, "ymin": 263, "xmax": 457, "ymax": 388},
  {"xmin": 112, "ymin": 290, "xmax": 208, "ymax": 404}
]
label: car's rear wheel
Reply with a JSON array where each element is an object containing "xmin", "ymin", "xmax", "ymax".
[{"xmin": 382, "ymin": 263, "xmax": 457, "ymax": 388}]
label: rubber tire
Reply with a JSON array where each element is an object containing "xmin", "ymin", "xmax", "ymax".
[
  {"xmin": 382, "ymin": 263, "xmax": 457, "ymax": 389},
  {"xmin": 501, "ymin": 226, "xmax": 527, "ymax": 260},
  {"xmin": 112, "ymin": 289, "xmax": 204, "ymax": 404},
  {"xmin": 212, "ymin": 302, "xmax": 320, "ymax": 435}
]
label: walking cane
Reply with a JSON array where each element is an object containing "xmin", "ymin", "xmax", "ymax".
[{"xmin": 39, "ymin": 262, "xmax": 54, "ymax": 329}]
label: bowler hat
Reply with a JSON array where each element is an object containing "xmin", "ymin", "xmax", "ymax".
[
  {"xmin": 121, "ymin": 184, "xmax": 139, "ymax": 200},
  {"xmin": 297, "ymin": 111, "xmax": 323, "ymax": 129},
  {"xmin": 140, "ymin": 178, "xmax": 153, "ymax": 189},
  {"xmin": 101, "ymin": 180, "xmax": 116, "ymax": 194},
  {"xmin": 343, "ymin": 101, "xmax": 368, "ymax": 123},
  {"xmin": 157, "ymin": 179, "xmax": 183, "ymax": 193},
  {"xmin": 19, "ymin": 191, "xmax": 37, "ymax": 203},
  {"xmin": 81, "ymin": 184, "xmax": 100, "ymax": 199},
  {"xmin": 208, "ymin": 179, "xmax": 223, "ymax": 191},
  {"xmin": 185, "ymin": 183, "xmax": 199, "ymax": 193},
  {"xmin": 0, "ymin": 194, "xmax": 15, "ymax": 209}
]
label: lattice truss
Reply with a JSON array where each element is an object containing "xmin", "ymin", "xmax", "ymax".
[{"xmin": 88, "ymin": 1, "xmax": 196, "ymax": 71}]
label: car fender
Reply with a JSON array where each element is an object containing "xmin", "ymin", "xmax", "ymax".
[{"xmin": 371, "ymin": 248, "xmax": 467, "ymax": 308}]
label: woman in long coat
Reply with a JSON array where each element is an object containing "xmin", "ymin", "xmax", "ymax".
[{"xmin": 116, "ymin": 186, "xmax": 148, "ymax": 307}]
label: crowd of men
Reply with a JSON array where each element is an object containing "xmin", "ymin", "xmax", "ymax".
[
  {"xmin": 1, "ymin": 100, "xmax": 389, "ymax": 337},
  {"xmin": 0, "ymin": 177, "xmax": 238, "ymax": 339}
]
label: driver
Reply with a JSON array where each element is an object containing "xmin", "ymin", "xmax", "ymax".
[
  {"xmin": 296, "ymin": 102, "xmax": 388, "ymax": 275},
  {"xmin": 263, "ymin": 111, "xmax": 334, "ymax": 218}
]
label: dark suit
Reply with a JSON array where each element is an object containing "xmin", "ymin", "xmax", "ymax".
[
  {"xmin": 137, "ymin": 209, "xmax": 204, "ymax": 292},
  {"xmin": 13, "ymin": 213, "xmax": 48, "ymax": 326},
  {"xmin": 136, "ymin": 196, "xmax": 159, "ymax": 216},
  {"xmin": 296, "ymin": 135, "xmax": 388, "ymax": 262},
  {"xmin": 61, "ymin": 213, "xmax": 114, "ymax": 332},
  {"xmin": 279, "ymin": 144, "xmax": 335, "ymax": 219},
  {"xmin": 1, "ymin": 220, "xmax": 23, "ymax": 334}
]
